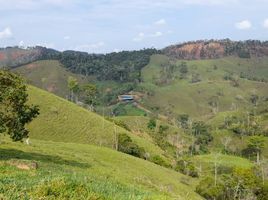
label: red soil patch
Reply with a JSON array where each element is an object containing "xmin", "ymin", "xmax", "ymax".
[
  {"xmin": 47, "ymin": 84, "xmax": 57, "ymax": 92},
  {"xmin": 0, "ymin": 52, "xmax": 7, "ymax": 61},
  {"xmin": 26, "ymin": 63, "xmax": 38, "ymax": 69},
  {"xmin": 11, "ymin": 51, "xmax": 27, "ymax": 60}
]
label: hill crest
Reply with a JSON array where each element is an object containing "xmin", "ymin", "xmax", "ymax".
[{"xmin": 163, "ymin": 39, "xmax": 268, "ymax": 60}]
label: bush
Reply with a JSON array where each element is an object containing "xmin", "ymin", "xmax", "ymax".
[
  {"xmin": 158, "ymin": 125, "xmax": 169, "ymax": 135},
  {"xmin": 175, "ymin": 159, "xmax": 199, "ymax": 177},
  {"xmin": 115, "ymin": 120, "xmax": 131, "ymax": 131},
  {"xmin": 118, "ymin": 134, "xmax": 145, "ymax": 158},
  {"xmin": 256, "ymin": 181, "xmax": 268, "ymax": 200},
  {"xmin": 147, "ymin": 118, "xmax": 156, "ymax": 130},
  {"xmin": 150, "ymin": 155, "xmax": 169, "ymax": 168},
  {"xmin": 196, "ymin": 177, "xmax": 225, "ymax": 200}
]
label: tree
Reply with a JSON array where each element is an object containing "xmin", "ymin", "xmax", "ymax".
[
  {"xmin": 179, "ymin": 62, "xmax": 188, "ymax": 74},
  {"xmin": 250, "ymin": 94, "xmax": 259, "ymax": 106},
  {"xmin": 196, "ymin": 176, "xmax": 225, "ymax": 200},
  {"xmin": 67, "ymin": 76, "xmax": 79, "ymax": 102},
  {"xmin": 221, "ymin": 136, "xmax": 232, "ymax": 153},
  {"xmin": 0, "ymin": 70, "xmax": 39, "ymax": 141},
  {"xmin": 177, "ymin": 114, "xmax": 189, "ymax": 129},
  {"xmin": 190, "ymin": 121, "xmax": 213, "ymax": 154},
  {"xmin": 247, "ymin": 136, "xmax": 265, "ymax": 164},
  {"xmin": 147, "ymin": 118, "xmax": 156, "ymax": 130},
  {"xmin": 191, "ymin": 72, "xmax": 201, "ymax": 83},
  {"xmin": 81, "ymin": 83, "xmax": 97, "ymax": 110}
]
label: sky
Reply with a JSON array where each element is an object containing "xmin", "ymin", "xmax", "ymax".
[{"xmin": 0, "ymin": 0, "xmax": 268, "ymax": 53}]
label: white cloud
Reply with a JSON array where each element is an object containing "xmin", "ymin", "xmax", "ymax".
[
  {"xmin": 64, "ymin": 36, "xmax": 71, "ymax": 40},
  {"xmin": 0, "ymin": 27, "xmax": 13, "ymax": 39},
  {"xmin": 263, "ymin": 19, "xmax": 268, "ymax": 29},
  {"xmin": 19, "ymin": 40, "xmax": 24, "ymax": 46},
  {"xmin": 0, "ymin": 0, "xmax": 74, "ymax": 10},
  {"xmin": 185, "ymin": 0, "xmax": 239, "ymax": 6},
  {"xmin": 151, "ymin": 31, "xmax": 163, "ymax": 37},
  {"xmin": 133, "ymin": 32, "xmax": 145, "ymax": 42},
  {"xmin": 75, "ymin": 42, "xmax": 105, "ymax": 52},
  {"xmin": 133, "ymin": 31, "xmax": 164, "ymax": 42},
  {"xmin": 235, "ymin": 20, "xmax": 252, "ymax": 30},
  {"xmin": 36, "ymin": 42, "xmax": 55, "ymax": 48},
  {"xmin": 113, "ymin": 48, "xmax": 120, "ymax": 52},
  {"xmin": 154, "ymin": 19, "xmax": 166, "ymax": 25}
]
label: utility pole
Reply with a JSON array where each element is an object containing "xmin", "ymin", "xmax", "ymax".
[{"xmin": 113, "ymin": 121, "xmax": 118, "ymax": 151}]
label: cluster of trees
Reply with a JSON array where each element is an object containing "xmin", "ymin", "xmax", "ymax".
[
  {"xmin": 154, "ymin": 62, "xmax": 177, "ymax": 85},
  {"xmin": 196, "ymin": 167, "xmax": 268, "ymax": 200},
  {"xmin": 219, "ymin": 112, "xmax": 267, "ymax": 163},
  {"xmin": 175, "ymin": 157, "xmax": 199, "ymax": 177},
  {"xmin": 223, "ymin": 72, "xmax": 240, "ymax": 87},
  {"xmin": 240, "ymin": 72, "xmax": 268, "ymax": 83},
  {"xmin": 0, "ymin": 70, "xmax": 39, "ymax": 141},
  {"xmin": 153, "ymin": 61, "xmax": 201, "ymax": 86},
  {"xmin": 59, "ymin": 49, "xmax": 158, "ymax": 82},
  {"xmin": 67, "ymin": 76, "xmax": 97, "ymax": 110},
  {"xmin": 177, "ymin": 114, "xmax": 213, "ymax": 155},
  {"xmin": 221, "ymin": 113, "xmax": 266, "ymax": 137}
]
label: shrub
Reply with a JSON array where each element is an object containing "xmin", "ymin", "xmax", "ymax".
[
  {"xmin": 147, "ymin": 118, "xmax": 156, "ymax": 130},
  {"xmin": 118, "ymin": 133, "xmax": 145, "ymax": 158},
  {"xmin": 150, "ymin": 155, "xmax": 169, "ymax": 168},
  {"xmin": 196, "ymin": 176, "xmax": 225, "ymax": 200},
  {"xmin": 158, "ymin": 125, "xmax": 169, "ymax": 135},
  {"xmin": 256, "ymin": 181, "xmax": 268, "ymax": 200},
  {"xmin": 175, "ymin": 159, "xmax": 199, "ymax": 177}
]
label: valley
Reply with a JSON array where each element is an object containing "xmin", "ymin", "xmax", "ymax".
[{"xmin": 1, "ymin": 40, "xmax": 268, "ymax": 199}]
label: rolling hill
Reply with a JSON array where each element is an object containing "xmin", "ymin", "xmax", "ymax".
[
  {"xmin": 26, "ymin": 85, "xmax": 167, "ymax": 162},
  {"xmin": 12, "ymin": 60, "xmax": 90, "ymax": 98},
  {"xmin": 0, "ymin": 138, "xmax": 202, "ymax": 199},
  {"xmin": 1, "ymin": 40, "xmax": 268, "ymax": 199},
  {"xmin": 140, "ymin": 54, "xmax": 268, "ymax": 119}
]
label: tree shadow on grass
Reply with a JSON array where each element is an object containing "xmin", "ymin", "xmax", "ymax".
[{"xmin": 0, "ymin": 148, "xmax": 90, "ymax": 169}]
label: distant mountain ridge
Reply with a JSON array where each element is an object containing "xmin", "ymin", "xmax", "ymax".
[
  {"xmin": 163, "ymin": 39, "xmax": 268, "ymax": 60},
  {"xmin": 0, "ymin": 46, "xmax": 59, "ymax": 68},
  {"xmin": 1, "ymin": 39, "xmax": 268, "ymax": 70}
]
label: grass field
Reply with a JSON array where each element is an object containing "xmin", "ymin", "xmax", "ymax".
[
  {"xmin": 0, "ymin": 137, "xmax": 202, "ymax": 200},
  {"xmin": 141, "ymin": 55, "xmax": 268, "ymax": 119},
  {"xmin": 189, "ymin": 154, "xmax": 254, "ymax": 177},
  {"xmin": 26, "ymin": 86, "xmax": 167, "ymax": 162}
]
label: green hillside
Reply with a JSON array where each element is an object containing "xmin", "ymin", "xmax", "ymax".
[
  {"xmin": 26, "ymin": 86, "xmax": 167, "ymax": 161},
  {"xmin": 0, "ymin": 137, "xmax": 202, "ymax": 199},
  {"xmin": 140, "ymin": 54, "xmax": 268, "ymax": 119},
  {"xmin": 12, "ymin": 60, "xmax": 89, "ymax": 98}
]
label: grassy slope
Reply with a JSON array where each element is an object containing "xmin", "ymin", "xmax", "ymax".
[
  {"xmin": 115, "ymin": 116, "xmax": 192, "ymax": 149},
  {"xmin": 189, "ymin": 154, "xmax": 254, "ymax": 177},
  {"xmin": 207, "ymin": 110, "xmax": 268, "ymax": 157},
  {"xmin": 26, "ymin": 86, "xmax": 166, "ymax": 160},
  {"xmin": 141, "ymin": 55, "xmax": 268, "ymax": 118},
  {"xmin": 12, "ymin": 60, "xmax": 89, "ymax": 98},
  {"xmin": 0, "ymin": 138, "xmax": 202, "ymax": 199}
]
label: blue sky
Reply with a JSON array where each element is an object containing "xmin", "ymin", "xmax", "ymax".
[{"xmin": 0, "ymin": 0, "xmax": 268, "ymax": 53}]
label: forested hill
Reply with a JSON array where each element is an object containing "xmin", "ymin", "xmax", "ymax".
[
  {"xmin": 163, "ymin": 39, "xmax": 268, "ymax": 60},
  {"xmin": 0, "ymin": 47, "xmax": 158, "ymax": 82},
  {"xmin": 1, "ymin": 39, "xmax": 268, "ymax": 83},
  {"xmin": 59, "ymin": 49, "xmax": 158, "ymax": 82}
]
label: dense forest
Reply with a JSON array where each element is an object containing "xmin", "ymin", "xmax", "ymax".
[{"xmin": 59, "ymin": 49, "xmax": 158, "ymax": 82}]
